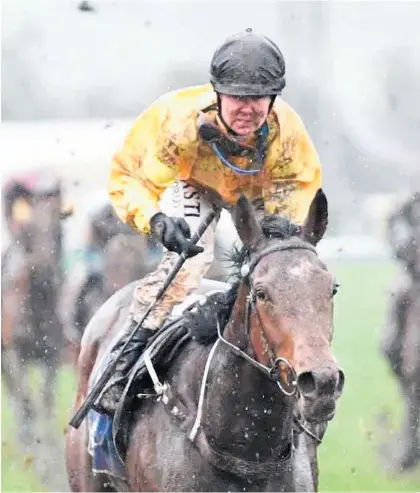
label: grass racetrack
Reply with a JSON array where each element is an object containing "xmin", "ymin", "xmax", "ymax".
[{"xmin": 2, "ymin": 260, "xmax": 420, "ymax": 491}]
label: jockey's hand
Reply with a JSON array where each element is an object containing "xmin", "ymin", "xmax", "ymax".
[{"xmin": 149, "ymin": 213, "xmax": 204, "ymax": 258}]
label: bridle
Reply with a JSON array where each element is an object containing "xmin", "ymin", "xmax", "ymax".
[{"xmin": 216, "ymin": 239, "xmax": 323, "ymax": 443}]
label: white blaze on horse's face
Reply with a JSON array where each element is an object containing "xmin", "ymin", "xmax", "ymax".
[{"xmin": 287, "ymin": 257, "xmax": 316, "ymax": 282}]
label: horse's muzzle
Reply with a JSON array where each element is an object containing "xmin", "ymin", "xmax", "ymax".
[{"xmin": 296, "ymin": 366, "xmax": 345, "ymax": 423}]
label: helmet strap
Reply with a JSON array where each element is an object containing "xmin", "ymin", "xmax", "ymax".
[
  {"xmin": 216, "ymin": 93, "xmax": 238, "ymax": 136},
  {"xmin": 197, "ymin": 103, "xmax": 270, "ymax": 176},
  {"xmin": 268, "ymin": 95, "xmax": 277, "ymax": 112}
]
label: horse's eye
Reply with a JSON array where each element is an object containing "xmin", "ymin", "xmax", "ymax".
[
  {"xmin": 256, "ymin": 290, "xmax": 267, "ymax": 302},
  {"xmin": 332, "ymin": 282, "xmax": 340, "ymax": 296}
]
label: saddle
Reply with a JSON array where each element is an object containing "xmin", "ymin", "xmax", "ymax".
[{"xmin": 115, "ymin": 280, "xmax": 231, "ymax": 433}]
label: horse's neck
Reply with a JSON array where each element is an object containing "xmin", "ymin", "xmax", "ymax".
[{"xmin": 201, "ymin": 284, "xmax": 294, "ymax": 462}]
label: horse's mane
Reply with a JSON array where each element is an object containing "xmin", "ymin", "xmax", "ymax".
[
  {"xmin": 185, "ymin": 285, "xmax": 240, "ymax": 345},
  {"xmin": 228, "ymin": 215, "xmax": 302, "ymax": 277},
  {"xmin": 187, "ymin": 214, "xmax": 302, "ymax": 345}
]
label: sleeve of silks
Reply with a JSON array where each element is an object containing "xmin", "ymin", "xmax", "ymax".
[
  {"xmin": 264, "ymin": 109, "xmax": 323, "ymax": 226},
  {"xmin": 108, "ymin": 98, "xmax": 181, "ymax": 235}
]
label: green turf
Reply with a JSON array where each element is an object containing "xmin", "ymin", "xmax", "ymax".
[
  {"xmin": 2, "ymin": 260, "xmax": 420, "ymax": 491},
  {"xmin": 1, "ymin": 367, "xmax": 76, "ymax": 492},
  {"xmin": 318, "ymin": 260, "xmax": 420, "ymax": 491}
]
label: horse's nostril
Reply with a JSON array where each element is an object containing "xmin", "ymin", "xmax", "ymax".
[
  {"xmin": 297, "ymin": 371, "xmax": 316, "ymax": 396},
  {"xmin": 337, "ymin": 369, "xmax": 345, "ymax": 394}
]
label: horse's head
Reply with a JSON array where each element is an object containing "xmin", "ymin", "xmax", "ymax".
[{"xmin": 229, "ymin": 190, "xmax": 344, "ymax": 424}]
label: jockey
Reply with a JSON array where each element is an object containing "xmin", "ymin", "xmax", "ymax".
[
  {"xmin": 2, "ymin": 171, "xmax": 62, "ymax": 248},
  {"xmin": 382, "ymin": 192, "xmax": 420, "ymax": 374},
  {"xmin": 98, "ymin": 29, "xmax": 323, "ymax": 414}
]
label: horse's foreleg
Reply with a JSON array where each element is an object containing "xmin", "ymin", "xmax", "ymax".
[
  {"xmin": 399, "ymin": 382, "xmax": 420, "ymax": 470},
  {"xmin": 1, "ymin": 348, "xmax": 18, "ymax": 397},
  {"xmin": 19, "ymin": 373, "xmax": 37, "ymax": 447},
  {"xmin": 38, "ymin": 358, "xmax": 61, "ymax": 461},
  {"xmin": 4, "ymin": 348, "xmax": 37, "ymax": 447},
  {"xmin": 381, "ymin": 291, "xmax": 407, "ymax": 377},
  {"xmin": 43, "ymin": 360, "xmax": 58, "ymax": 422}
]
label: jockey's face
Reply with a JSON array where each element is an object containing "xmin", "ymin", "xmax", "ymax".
[{"xmin": 219, "ymin": 94, "xmax": 271, "ymax": 137}]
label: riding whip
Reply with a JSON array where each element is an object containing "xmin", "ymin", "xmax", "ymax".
[{"xmin": 69, "ymin": 207, "xmax": 219, "ymax": 429}]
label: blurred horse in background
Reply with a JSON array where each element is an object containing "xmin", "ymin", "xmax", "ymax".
[
  {"xmin": 1, "ymin": 171, "xmax": 72, "ymax": 447},
  {"xmin": 381, "ymin": 192, "xmax": 420, "ymax": 470},
  {"xmin": 62, "ymin": 198, "xmax": 162, "ymax": 362}
]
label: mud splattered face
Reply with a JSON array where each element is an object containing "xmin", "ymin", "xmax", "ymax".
[{"xmin": 219, "ymin": 94, "xmax": 271, "ymax": 136}]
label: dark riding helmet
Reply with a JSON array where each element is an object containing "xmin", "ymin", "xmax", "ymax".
[{"xmin": 210, "ymin": 29, "xmax": 286, "ymax": 97}]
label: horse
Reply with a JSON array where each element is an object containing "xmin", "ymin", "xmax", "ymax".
[
  {"xmin": 381, "ymin": 276, "xmax": 420, "ymax": 470},
  {"xmin": 65, "ymin": 189, "xmax": 345, "ymax": 492},
  {"xmin": 1, "ymin": 175, "xmax": 70, "ymax": 448},
  {"xmin": 381, "ymin": 194, "xmax": 420, "ymax": 470},
  {"xmin": 381, "ymin": 273, "xmax": 420, "ymax": 470}
]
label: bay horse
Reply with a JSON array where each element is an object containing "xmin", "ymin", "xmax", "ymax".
[
  {"xmin": 381, "ymin": 194, "xmax": 420, "ymax": 470},
  {"xmin": 382, "ymin": 276, "xmax": 420, "ymax": 470},
  {"xmin": 66, "ymin": 189, "xmax": 345, "ymax": 492},
  {"xmin": 1, "ymin": 174, "xmax": 69, "ymax": 447}
]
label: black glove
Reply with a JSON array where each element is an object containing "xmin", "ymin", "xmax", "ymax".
[{"xmin": 149, "ymin": 212, "xmax": 204, "ymax": 258}]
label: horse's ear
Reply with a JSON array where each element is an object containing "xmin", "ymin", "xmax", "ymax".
[
  {"xmin": 230, "ymin": 195, "xmax": 263, "ymax": 247},
  {"xmin": 302, "ymin": 189, "xmax": 328, "ymax": 246}
]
